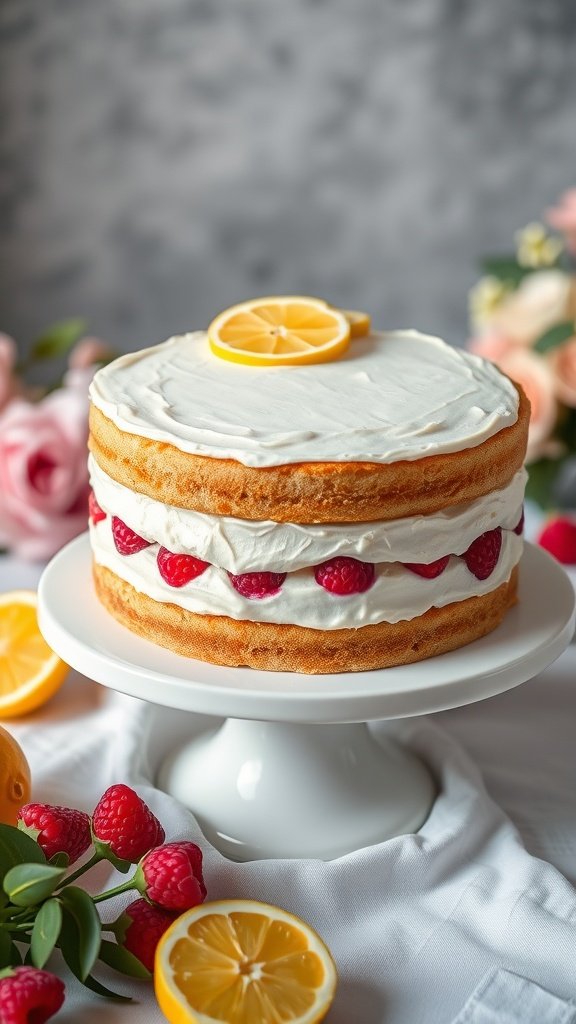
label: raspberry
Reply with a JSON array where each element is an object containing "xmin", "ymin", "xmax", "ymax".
[
  {"xmin": 538, "ymin": 516, "xmax": 576, "ymax": 564},
  {"xmin": 0, "ymin": 967, "xmax": 65, "ymax": 1024},
  {"xmin": 228, "ymin": 570, "xmax": 287, "ymax": 599},
  {"xmin": 513, "ymin": 507, "xmax": 525, "ymax": 535},
  {"xmin": 464, "ymin": 528, "xmax": 502, "ymax": 580},
  {"xmin": 403, "ymin": 555, "xmax": 450, "ymax": 578},
  {"xmin": 116, "ymin": 897, "xmax": 176, "ymax": 973},
  {"xmin": 111, "ymin": 517, "xmax": 152, "ymax": 555},
  {"xmin": 157, "ymin": 547, "xmax": 209, "ymax": 587},
  {"xmin": 314, "ymin": 556, "xmax": 375, "ymax": 595},
  {"xmin": 92, "ymin": 784, "xmax": 165, "ymax": 863},
  {"xmin": 138, "ymin": 841, "xmax": 206, "ymax": 912},
  {"xmin": 89, "ymin": 489, "xmax": 107, "ymax": 524},
  {"xmin": 18, "ymin": 803, "xmax": 91, "ymax": 865}
]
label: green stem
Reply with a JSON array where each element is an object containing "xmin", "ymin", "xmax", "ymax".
[
  {"xmin": 57, "ymin": 851, "xmax": 102, "ymax": 889},
  {"xmin": 0, "ymin": 906, "xmax": 31, "ymax": 923},
  {"xmin": 92, "ymin": 879, "xmax": 136, "ymax": 905}
]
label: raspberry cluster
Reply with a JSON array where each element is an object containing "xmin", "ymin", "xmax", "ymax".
[{"xmin": 2, "ymin": 783, "xmax": 208, "ymax": 1021}]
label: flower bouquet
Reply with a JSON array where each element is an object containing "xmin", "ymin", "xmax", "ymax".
[
  {"xmin": 0, "ymin": 321, "xmax": 113, "ymax": 561},
  {"xmin": 468, "ymin": 191, "xmax": 576, "ymax": 560}
]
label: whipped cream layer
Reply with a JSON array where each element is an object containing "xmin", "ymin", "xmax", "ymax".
[
  {"xmin": 89, "ymin": 330, "xmax": 519, "ymax": 467},
  {"xmin": 90, "ymin": 455, "xmax": 526, "ymax": 573},
  {"xmin": 90, "ymin": 521, "xmax": 522, "ymax": 629}
]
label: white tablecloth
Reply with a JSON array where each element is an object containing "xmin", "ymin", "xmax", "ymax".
[{"xmin": 3, "ymin": 554, "xmax": 576, "ymax": 1024}]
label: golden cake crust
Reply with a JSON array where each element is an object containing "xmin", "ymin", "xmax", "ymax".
[
  {"xmin": 93, "ymin": 561, "xmax": 519, "ymax": 674},
  {"xmin": 88, "ymin": 385, "xmax": 529, "ymax": 524}
]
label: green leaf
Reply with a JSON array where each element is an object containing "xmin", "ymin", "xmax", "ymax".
[
  {"xmin": 480, "ymin": 256, "xmax": 532, "ymax": 286},
  {"xmin": 60, "ymin": 887, "xmax": 101, "ymax": 981},
  {"xmin": 98, "ymin": 938, "xmax": 151, "ymax": 980},
  {"xmin": 59, "ymin": 912, "xmax": 132, "ymax": 1001},
  {"xmin": 30, "ymin": 318, "xmax": 87, "ymax": 361},
  {"xmin": 3, "ymin": 864, "xmax": 66, "ymax": 908},
  {"xmin": 534, "ymin": 320, "xmax": 575, "ymax": 354},
  {"xmin": 30, "ymin": 898, "xmax": 62, "ymax": 969},
  {"xmin": 49, "ymin": 852, "xmax": 70, "ymax": 869},
  {"xmin": 0, "ymin": 825, "xmax": 46, "ymax": 888},
  {"xmin": 526, "ymin": 457, "xmax": 566, "ymax": 511}
]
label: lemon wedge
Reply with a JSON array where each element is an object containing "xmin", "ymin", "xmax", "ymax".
[
  {"xmin": 0, "ymin": 591, "xmax": 69, "ymax": 717},
  {"xmin": 339, "ymin": 308, "xmax": 371, "ymax": 337},
  {"xmin": 155, "ymin": 899, "xmax": 337, "ymax": 1024}
]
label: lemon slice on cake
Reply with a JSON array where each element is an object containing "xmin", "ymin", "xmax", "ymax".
[
  {"xmin": 208, "ymin": 296, "xmax": 351, "ymax": 366},
  {"xmin": 155, "ymin": 899, "xmax": 337, "ymax": 1024},
  {"xmin": 339, "ymin": 308, "xmax": 371, "ymax": 337},
  {"xmin": 0, "ymin": 591, "xmax": 69, "ymax": 717}
]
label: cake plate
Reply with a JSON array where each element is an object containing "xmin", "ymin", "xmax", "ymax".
[{"xmin": 38, "ymin": 536, "xmax": 575, "ymax": 861}]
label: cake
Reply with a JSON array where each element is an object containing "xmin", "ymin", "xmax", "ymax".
[{"xmin": 87, "ymin": 299, "xmax": 529, "ymax": 674}]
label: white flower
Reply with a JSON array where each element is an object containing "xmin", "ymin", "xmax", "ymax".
[
  {"xmin": 515, "ymin": 222, "xmax": 563, "ymax": 268},
  {"xmin": 468, "ymin": 276, "xmax": 512, "ymax": 330}
]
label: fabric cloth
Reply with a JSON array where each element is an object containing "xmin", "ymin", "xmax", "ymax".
[
  {"xmin": 451, "ymin": 969, "xmax": 576, "ymax": 1024},
  {"xmin": 3, "ymin": 554, "xmax": 576, "ymax": 1023}
]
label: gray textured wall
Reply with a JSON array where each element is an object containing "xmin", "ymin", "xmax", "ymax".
[{"xmin": 1, "ymin": 0, "xmax": 576, "ymax": 357}]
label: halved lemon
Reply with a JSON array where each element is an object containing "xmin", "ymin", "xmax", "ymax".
[
  {"xmin": 0, "ymin": 591, "xmax": 69, "ymax": 717},
  {"xmin": 155, "ymin": 899, "xmax": 337, "ymax": 1024},
  {"xmin": 339, "ymin": 309, "xmax": 371, "ymax": 337},
  {"xmin": 208, "ymin": 297, "xmax": 351, "ymax": 366}
]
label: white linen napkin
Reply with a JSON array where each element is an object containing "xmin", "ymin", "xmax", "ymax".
[
  {"xmin": 9, "ymin": 672, "xmax": 576, "ymax": 1023},
  {"xmin": 450, "ymin": 968, "xmax": 576, "ymax": 1024}
]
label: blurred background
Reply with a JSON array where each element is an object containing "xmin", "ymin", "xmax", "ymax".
[{"xmin": 2, "ymin": 0, "xmax": 576, "ymax": 357}]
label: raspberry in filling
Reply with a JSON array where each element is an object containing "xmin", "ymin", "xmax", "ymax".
[
  {"xmin": 513, "ymin": 507, "xmax": 525, "ymax": 535},
  {"xmin": 111, "ymin": 517, "xmax": 152, "ymax": 555},
  {"xmin": 228, "ymin": 571, "xmax": 287, "ymax": 599},
  {"xmin": 403, "ymin": 556, "xmax": 450, "ymax": 579},
  {"xmin": 157, "ymin": 547, "xmax": 210, "ymax": 587},
  {"xmin": 314, "ymin": 556, "xmax": 375, "ymax": 595},
  {"xmin": 89, "ymin": 489, "xmax": 107, "ymax": 524},
  {"xmin": 464, "ymin": 528, "xmax": 502, "ymax": 580}
]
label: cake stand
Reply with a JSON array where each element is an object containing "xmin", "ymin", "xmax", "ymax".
[{"xmin": 38, "ymin": 536, "xmax": 575, "ymax": 861}]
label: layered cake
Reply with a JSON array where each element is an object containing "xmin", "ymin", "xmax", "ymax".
[{"xmin": 87, "ymin": 298, "xmax": 529, "ymax": 674}]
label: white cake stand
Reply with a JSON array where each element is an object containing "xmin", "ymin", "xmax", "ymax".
[{"xmin": 38, "ymin": 536, "xmax": 575, "ymax": 861}]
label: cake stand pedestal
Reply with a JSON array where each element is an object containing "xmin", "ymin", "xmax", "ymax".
[{"xmin": 38, "ymin": 537, "xmax": 575, "ymax": 861}]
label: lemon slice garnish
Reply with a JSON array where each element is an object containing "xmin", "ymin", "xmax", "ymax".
[
  {"xmin": 208, "ymin": 296, "xmax": 351, "ymax": 366},
  {"xmin": 155, "ymin": 899, "xmax": 337, "ymax": 1024}
]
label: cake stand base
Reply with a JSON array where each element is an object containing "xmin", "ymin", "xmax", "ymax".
[
  {"xmin": 158, "ymin": 719, "xmax": 434, "ymax": 860},
  {"xmin": 38, "ymin": 537, "xmax": 575, "ymax": 861}
]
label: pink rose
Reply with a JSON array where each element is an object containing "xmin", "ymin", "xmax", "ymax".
[
  {"xmin": 495, "ymin": 348, "xmax": 558, "ymax": 464},
  {"xmin": 68, "ymin": 336, "xmax": 113, "ymax": 371},
  {"xmin": 0, "ymin": 383, "xmax": 90, "ymax": 560},
  {"xmin": 0, "ymin": 333, "xmax": 18, "ymax": 412},
  {"xmin": 545, "ymin": 189, "xmax": 576, "ymax": 256},
  {"xmin": 548, "ymin": 336, "xmax": 576, "ymax": 407},
  {"xmin": 468, "ymin": 331, "xmax": 518, "ymax": 363},
  {"xmin": 488, "ymin": 270, "xmax": 572, "ymax": 346}
]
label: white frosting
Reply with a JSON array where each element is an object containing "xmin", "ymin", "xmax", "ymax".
[
  {"xmin": 89, "ymin": 330, "xmax": 519, "ymax": 467},
  {"xmin": 90, "ymin": 521, "xmax": 522, "ymax": 629},
  {"xmin": 90, "ymin": 455, "xmax": 526, "ymax": 573}
]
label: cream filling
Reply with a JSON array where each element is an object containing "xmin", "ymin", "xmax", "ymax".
[
  {"xmin": 89, "ymin": 330, "xmax": 519, "ymax": 467},
  {"xmin": 90, "ymin": 456, "xmax": 526, "ymax": 574},
  {"xmin": 90, "ymin": 521, "xmax": 522, "ymax": 630}
]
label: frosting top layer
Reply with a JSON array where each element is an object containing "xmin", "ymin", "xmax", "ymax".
[{"xmin": 90, "ymin": 330, "xmax": 519, "ymax": 468}]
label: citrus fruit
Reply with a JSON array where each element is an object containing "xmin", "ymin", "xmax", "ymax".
[
  {"xmin": 339, "ymin": 308, "xmax": 371, "ymax": 337},
  {"xmin": 155, "ymin": 899, "xmax": 337, "ymax": 1024},
  {"xmin": 208, "ymin": 297, "xmax": 350, "ymax": 366},
  {"xmin": 0, "ymin": 724, "xmax": 31, "ymax": 824},
  {"xmin": 0, "ymin": 591, "xmax": 69, "ymax": 718}
]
